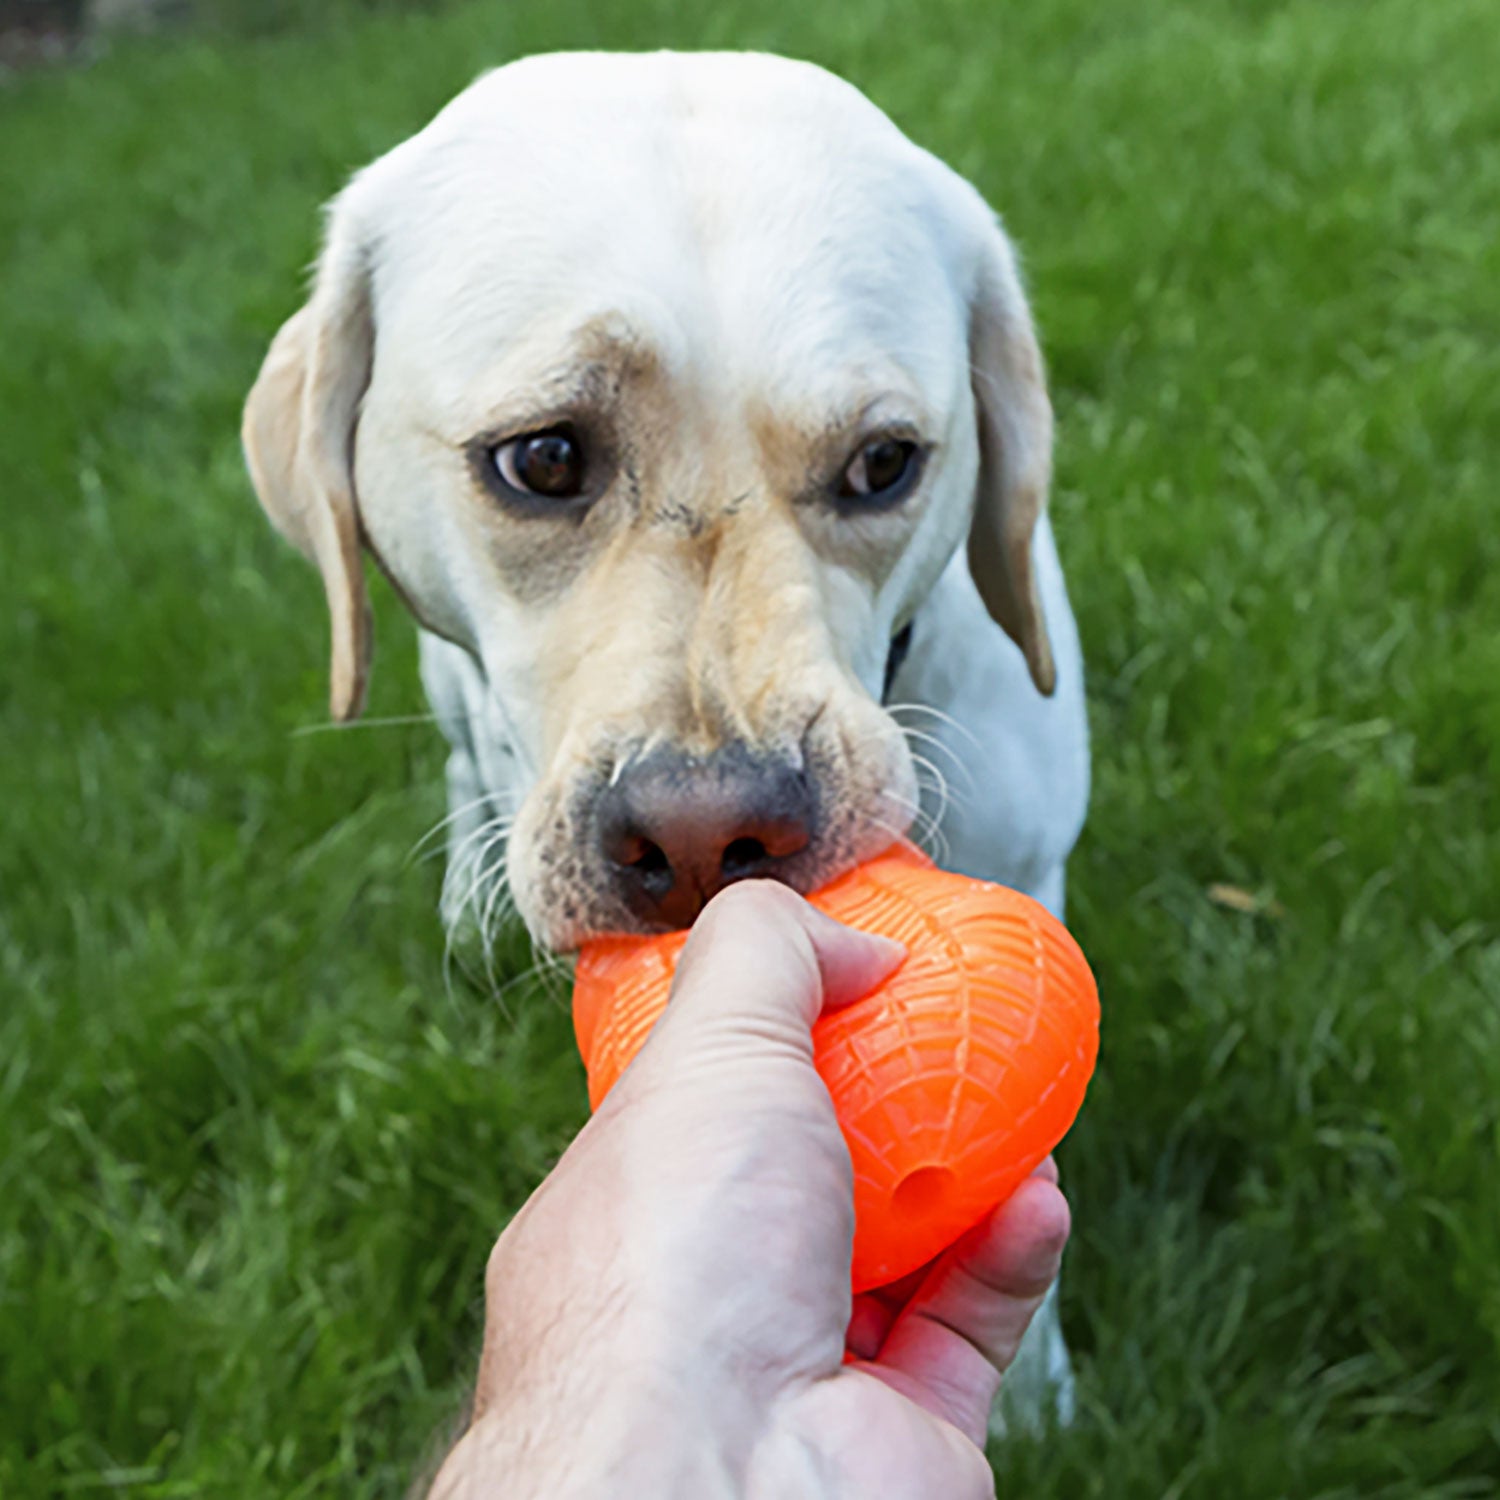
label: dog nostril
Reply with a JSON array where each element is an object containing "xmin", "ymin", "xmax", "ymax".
[
  {"xmin": 599, "ymin": 747, "xmax": 817, "ymax": 927},
  {"xmin": 631, "ymin": 840, "xmax": 670, "ymax": 875},
  {"xmin": 721, "ymin": 836, "xmax": 769, "ymax": 880},
  {"xmin": 615, "ymin": 835, "xmax": 674, "ymax": 900}
]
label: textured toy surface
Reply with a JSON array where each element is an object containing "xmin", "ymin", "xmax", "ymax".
[{"xmin": 572, "ymin": 843, "xmax": 1100, "ymax": 1292}]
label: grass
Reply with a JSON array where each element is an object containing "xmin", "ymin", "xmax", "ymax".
[{"xmin": 2, "ymin": 0, "xmax": 1498, "ymax": 1493}]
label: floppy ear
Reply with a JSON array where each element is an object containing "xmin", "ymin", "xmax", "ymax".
[
  {"xmin": 966, "ymin": 221, "xmax": 1057, "ymax": 696},
  {"xmin": 242, "ymin": 210, "xmax": 374, "ymax": 722}
]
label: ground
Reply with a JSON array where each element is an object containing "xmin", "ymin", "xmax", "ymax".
[{"xmin": 2, "ymin": 0, "xmax": 1498, "ymax": 1494}]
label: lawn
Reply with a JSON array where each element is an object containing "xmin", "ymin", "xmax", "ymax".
[{"xmin": 2, "ymin": 0, "xmax": 1498, "ymax": 1494}]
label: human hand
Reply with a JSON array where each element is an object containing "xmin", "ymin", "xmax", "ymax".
[{"xmin": 427, "ymin": 881, "xmax": 1070, "ymax": 1499}]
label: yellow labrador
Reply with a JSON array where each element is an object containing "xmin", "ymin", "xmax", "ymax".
[{"xmin": 244, "ymin": 50, "xmax": 1089, "ymax": 1427}]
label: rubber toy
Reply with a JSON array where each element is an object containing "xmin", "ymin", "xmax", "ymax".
[{"xmin": 572, "ymin": 842, "xmax": 1099, "ymax": 1292}]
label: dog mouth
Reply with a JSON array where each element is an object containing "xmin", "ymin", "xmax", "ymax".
[
  {"xmin": 499, "ymin": 721, "xmax": 917, "ymax": 952},
  {"xmin": 591, "ymin": 740, "xmax": 824, "ymax": 931},
  {"xmin": 474, "ymin": 624, "xmax": 924, "ymax": 952}
]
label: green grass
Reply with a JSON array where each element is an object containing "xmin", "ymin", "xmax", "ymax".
[{"xmin": 3, "ymin": 0, "xmax": 1498, "ymax": 1493}]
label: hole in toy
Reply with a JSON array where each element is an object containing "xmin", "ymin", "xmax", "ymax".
[{"xmin": 890, "ymin": 1164, "xmax": 956, "ymax": 1219}]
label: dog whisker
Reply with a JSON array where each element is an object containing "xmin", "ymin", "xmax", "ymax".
[
  {"xmin": 478, "ymin": 865, "xmax": 517, "ymax": 960},
  {"xmin": 443, "ymin": 816, "xmax": 515, "ymax": 942},
  {"xmin": 475, "ymin": 849, "xmax": 518, "ymax": 959},
  {"xmin": 894, "ymin": 768, "xmax": 954, "ymax": 864},
  {"xmin": 487, "ymin": 947, "xmax": 570, "ymax": 1013},
  {"xmin": 442, "ymin": 850, "xmax": 521, "ymax": 1017},
  {"xmin": 867, "ymin": 804, "xmax": 950, "ymax": 868},
  {"xmin": 908, "ymin": 751, "xmax": 964, "ymax": 828},
  {"xmin": 875, "ymin": 786, "xmax": 949, "ymax": 865},
  {"xmin": 909, "ymin": 780, "xmax": 956, "ymax": 855},
  {"xmin": 289, "ymin": 711, "xmax": 445, "ymax": 738},
  {"xmin": 884, "ymin": 701, "xmax": 985, "ymax": 756},
  {"xmin": 443, "ymin": 817, "xmax": 513, "ymax": 904},
  {"xmin": 428, "ymin": 812, "xmax": 515, "ymax": 873},
  {"xmin": 440, "ymin": 915, "xmax": 520, "ymax": 1025},
  {"xmin": 894, "ymin": 724, "xmax": 976, "ymax": 795},
  {"xmin": 532, "ymin": 942, "xmax": 576, "ymax": 1000},
  {"xmin": 409, "ymin": 793, "xmax": 517, "ymax": 865}
]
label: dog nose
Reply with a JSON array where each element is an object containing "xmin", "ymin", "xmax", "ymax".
[{"xmin": 597, "ymin": 746, "xmax": 815, "ymax": 928}]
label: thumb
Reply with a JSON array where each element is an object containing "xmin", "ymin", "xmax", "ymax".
[{"xmin": 646, "ymin": 880, "xmax": 905, "ymax": 1065}]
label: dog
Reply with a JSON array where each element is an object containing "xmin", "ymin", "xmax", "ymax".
[{"xmin": 243, "ymin": 50, "xmax": 1090, "ymax": 1430}]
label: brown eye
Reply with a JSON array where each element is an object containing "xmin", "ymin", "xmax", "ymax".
[
  {"xmin": 839, "ymin": 437, "xmax": 920, "ymax": 502},
  {"xmin": 493, "ymin": 428, "xmax": 585, "ymax": 499}
]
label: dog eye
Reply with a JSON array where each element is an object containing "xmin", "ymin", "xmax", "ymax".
[
  {"xmin": 839, "ymin": 438, "xmax": 920, "ymax": 503},
  {"xmin": 492, "ymin": 428, "xmax": 586, "ymax": 500}
]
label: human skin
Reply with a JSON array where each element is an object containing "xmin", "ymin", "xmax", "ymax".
[{"xmin": 427, "ymin": 882, "xmax": 1071, "ymax": 1499}]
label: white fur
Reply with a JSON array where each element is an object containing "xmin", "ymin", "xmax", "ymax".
[{"xmin": 253, "ymin": 50, "xmax": 1091, "ymax": 1431}]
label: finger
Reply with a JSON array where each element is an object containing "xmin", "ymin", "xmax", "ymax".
[
  {"xmin": 866, "ymin": 1264, "xmax": 930, "ymax": 1319},
  {"xmin": 846, "ymin": 1293, "xmax": 897, "ymax": 1360},
  {"xmin": 655, "ymin": 880, "xmax": 904, "ymax": 1054},
  {"xmin": 860, "ymin": 1168, "xmax": 1056, "ymax": 1324},
  {"xmin": 870, "ymin": 1175, "xmax": 1070, "ymax": 1444},
  {"xmin": 800, "ymin": 901, "xmax": 907, "ymax": 1013}
]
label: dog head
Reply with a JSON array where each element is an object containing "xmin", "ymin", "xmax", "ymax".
[{"xmin": 243, "ymin": 52, "xmax": 1055, "ymax": 949}]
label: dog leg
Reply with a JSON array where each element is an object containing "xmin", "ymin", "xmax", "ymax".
[
  {"xmin": 895, "ymin": 543, "xmax": 1089, "ymax": 1440},
  {"xmin": 989, "ymin": 1279, "xmax": 1076, "ymax": 1441}
]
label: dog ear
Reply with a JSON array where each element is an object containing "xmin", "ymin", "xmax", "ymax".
[
  {"xmin": 242, "ymin": 207, "xmax": 374, "ymax": 722},
  {"xmin": 966, "ymin": 220, "xmax": 1056, "ymax": 696}
]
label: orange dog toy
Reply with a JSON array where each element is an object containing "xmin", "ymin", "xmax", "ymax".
[{"xmin": 572, "ymin": 844, "xmax": 1100, "ymax": 1291}]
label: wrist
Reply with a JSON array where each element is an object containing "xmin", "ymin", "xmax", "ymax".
[{"xmin": 428, "ymin": 1364, "xmax": 743, "ymax": 1500}]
